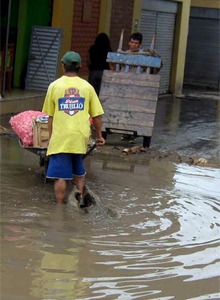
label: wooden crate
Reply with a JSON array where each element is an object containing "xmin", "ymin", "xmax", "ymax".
[
  {"xmin": 99, "ymin": 70, "xmax": 161, "ymax": 138},
  {"xmin": 33, "ymin": 120, "xmax": 49, "ymax": 148}
]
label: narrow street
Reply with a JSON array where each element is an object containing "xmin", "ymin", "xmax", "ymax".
[{"xmin": 1, "ymin": 93, "xmax": 220, "ymax": 299}]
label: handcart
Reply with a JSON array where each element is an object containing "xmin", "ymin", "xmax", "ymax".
[
  {"xmin": 18, "ymin": 138, "xmax": 49, "ymax": 174},
  {"xmin": 1, "ymin": 130, "xmax": 96, "ymax": 183},
  {"xmin": 18, "ymin": 139, "xmax": 97, "ymax": 182},
  {"xmin": 0, "ymin": 128, "xmax": 49, "ymax": 178},
  {"xmin": 99, "ymin": 31, "xmax": 162, "ymax": 148}
]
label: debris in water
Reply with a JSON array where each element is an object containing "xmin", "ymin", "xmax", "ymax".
[
  {"xmin": 193, "ymin": 157, "xmax": 208, "ymax": 165},
  {"xmin": 122, "ymin": 146, "xmax": 146, "ymax": 155}
]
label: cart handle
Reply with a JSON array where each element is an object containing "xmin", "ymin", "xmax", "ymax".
[{"xmin": 82, "ymin": 143, "xmax": 97, "ymax": 160}]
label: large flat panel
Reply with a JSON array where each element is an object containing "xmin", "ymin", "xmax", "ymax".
[
  {"xmin": 25, "ymin": 26, "xmax": 62, "ymax": 91},
  {"xmin": 99, "ymin": 70, "xmax": 160, "ymax": 137}
]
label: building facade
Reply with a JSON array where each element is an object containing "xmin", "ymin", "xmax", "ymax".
[{"xmin": 1, "ymin": 0, "xmax": 219, "ymax": 96}]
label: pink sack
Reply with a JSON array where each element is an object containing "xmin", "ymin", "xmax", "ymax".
[{"xmin": 9, "ymin": 110, "xmax": 48, "ymax": 146}]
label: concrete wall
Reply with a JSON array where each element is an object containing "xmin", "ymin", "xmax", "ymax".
[{"xmin": 0, "ymin": 94, "xmax": 45, "ymax": 114}]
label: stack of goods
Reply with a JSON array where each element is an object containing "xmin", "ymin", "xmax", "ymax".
[{"xmin": 9, "ymin": 110, "xmax": 48, "ymax": 147}]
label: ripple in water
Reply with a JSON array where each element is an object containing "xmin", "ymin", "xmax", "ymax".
[{"xmin": 78, "ymin": 164, "xmax": 220, "ymax": 299}]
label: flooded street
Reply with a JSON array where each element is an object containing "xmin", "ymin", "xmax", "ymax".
[{"xmin": 1, "ymin": 130, "xmax": 220, "ymax": 299}]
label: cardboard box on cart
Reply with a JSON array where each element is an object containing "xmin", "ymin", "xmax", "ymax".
[
  {"xmin": 32, "ymin": 116, "xmax": 93, "ymax": 148},
  {"xmin": 32, "ymin": 116, "xmax": 49, "ymax": 148}
]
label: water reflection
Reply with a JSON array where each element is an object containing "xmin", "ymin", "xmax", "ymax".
[{"xmin": 1, "ymin": 136, "xmax": 220, "ymax": 299}]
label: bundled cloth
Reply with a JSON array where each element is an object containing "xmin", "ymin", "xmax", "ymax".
[{"xmin": 9, "ymin": 110, "xmax": 48, "ymax": 146}]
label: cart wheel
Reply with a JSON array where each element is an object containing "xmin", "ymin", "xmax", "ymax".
[
  {"xmin": 143, "ymin": 136, "xmax": 151, "ymax": 148},
  {"xmin": 102, "ymin": 131, "xmax": 107, "ymax": 140},
  {"xmin": 39, "ymin": 157, "xmax": 44, "ymax": 167}
]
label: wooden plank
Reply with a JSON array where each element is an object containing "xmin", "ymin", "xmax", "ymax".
[
  {"xmin": 101, "ymin": 76, "xmax": 160, "ymax": 88},
  {"xmin": 100, "ymin": 82, "xmax": 159, "ymax": 100},
  {"xmin": 33, "ymin": 121, "xmax": 49, "ymax": 147},
  {"xmin": 101, "ymin": 97, "xmax": 158, "ymax": 113},
  {"xmin": 100, "ymin": 93, "xmax": 158, "ymax": 102},
  {"xmin": 107, "ymin": 52, "xmax": 161, "ymax": 68},
  {"xmin": 102, "ymin": 111, "xmax": 155, "ymax": 126},
  {"xmin": 103, "ymin": 104, "xmax": 156, "ymax": 114},
  {"xmin": 102, "ymin": 70, "xmax": 161, "ymax": 82},
  {"xmin": 33, "ymin": 125, "xmax": 38, "ymax": 147},
  {"xmin": 102, "ymin": 119, "xmax": 154, "ymax": 128},
  {"xmin": 101, "ymin": 95, "xmax": 158, "ymax": 107},
  {"xmin": 105, "ymin": 129, "xmax": 135, "ymax": 135},
  {"xmin": 102, "ymin": 123, "xmax": 153, "ymax": 136},
  {"xmin": 101, "ymin": 97, "xmax": 157, "ymax": 108}
]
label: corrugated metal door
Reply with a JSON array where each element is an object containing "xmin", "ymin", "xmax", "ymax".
[
  {"xmin": 25, "ymin": 26, "xmax": 62, "ymax": 91},
  {"xmin": 184, "ymin": 8, "xmax": 220, "ymax": 89},
  {"xmin": 140, "ymin": 0, "xmax": 177, "ymax": 94}
]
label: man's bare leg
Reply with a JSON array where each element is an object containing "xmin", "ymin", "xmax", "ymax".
[
  {"xmin": 54, "ymin": 179, "xmax": 66, "ymax": 203},
  {"xmin": 74, "ymin": 175, "xmax": 85, "ymax": 198}
]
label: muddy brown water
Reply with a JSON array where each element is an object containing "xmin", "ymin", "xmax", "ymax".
[{"xmin": 1, "ymin": 135, "xmax": 220, "ymax": 300}]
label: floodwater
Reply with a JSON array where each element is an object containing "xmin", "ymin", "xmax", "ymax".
[
  {"xmin": 1, "ymin": 134, "xmax": 220, "ymax": 300},
  {"xmin": 151, "ymin": 97, "xmax": 220, "ymax": 160}
]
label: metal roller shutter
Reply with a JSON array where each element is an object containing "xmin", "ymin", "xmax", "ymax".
[
  {"xmin": 184, "ymin": 8, "xmax": 220, "ymax": 89},
  {"xmin": 25, "ymin": 26, "xmax": 62, "ymax": 91},
  {"xmin": 140, "ymin": 10, "xmax": 176, "ymax": 94}
]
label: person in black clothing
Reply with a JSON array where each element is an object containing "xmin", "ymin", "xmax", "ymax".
[{"xmin": 87, "ymin": 33, "xmax": 112, "ymax": 95}]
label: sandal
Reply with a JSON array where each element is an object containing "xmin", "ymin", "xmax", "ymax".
[{"xmin": 79, "ymin": 197, "xmax": 85, "ymax": 209}]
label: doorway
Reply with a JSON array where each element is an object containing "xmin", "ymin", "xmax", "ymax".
[{"xmin": 0, "ymin": 0, "xmax": 53, "ymax": 95}]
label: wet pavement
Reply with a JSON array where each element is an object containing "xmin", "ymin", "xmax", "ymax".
[
  {"xmin": 0, "ymin": 94, "xmax": 220, "ymax": 299},
  {"xmin": 100, "ymin": 95, "xmax": 220, "ymax": 165},
  {"xmin": 152, "ymin": 95, "xmax": 220, "ymax": 160}
]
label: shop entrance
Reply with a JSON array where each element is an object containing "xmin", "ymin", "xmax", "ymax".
[{"xmin": 1, "ymin": 0, "xmax": 53, "ymax": 97}]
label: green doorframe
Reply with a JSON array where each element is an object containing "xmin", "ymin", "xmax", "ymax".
[
  {"xmin": 14, "ymin": 0, "xmax": 28, "ymax": 88},
  {"xmin": 14, "ymin": 0, "xmax": 53, "ymax": 88}
]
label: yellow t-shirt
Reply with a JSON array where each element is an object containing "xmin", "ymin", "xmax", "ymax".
[{"xmin": 42, "ymin": 76, "xmax": 104, "ymax": 155}]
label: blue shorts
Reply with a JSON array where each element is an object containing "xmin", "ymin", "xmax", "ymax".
[{"xmin": 46, "ymin": 153, "xmax": 86, "ymax": 180}]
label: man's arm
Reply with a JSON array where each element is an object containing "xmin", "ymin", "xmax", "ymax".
[{"xmin": 92, "ymin": 115, "xmax": 105, "ymax": 146}]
